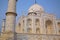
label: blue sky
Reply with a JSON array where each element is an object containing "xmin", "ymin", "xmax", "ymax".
[{"xmin": 0, "ymin": 0, "xmax": 60, "ymax": 31}]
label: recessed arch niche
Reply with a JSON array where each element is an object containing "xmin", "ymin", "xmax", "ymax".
[
  {"xmin": 27, "ymin": 19, "xmax": 32, "ymax": 27},
  {"xmin": 16, "ymin": 23, "xmax": 21, "ymax": 33},
  {"xmin": 58, "ymin": 22, "xmax": 60, "ymax": 34},
  {"xmin": 35, "ymin": 19, "xmax": 40, "ymax": 27},
  {"xmin": 23, "ymin": 20, "xmax": 24, "ymax": 27},
  {"xmin": 45, "ymin": 20, "xmax": 53, "ymax": 34},
  {"xmin": 27, "ymin": 28, "xmax": 32, "ymax": 33},
  {"xmin": 36, "ymin": 28, "xmax": 40, "ymax": 34}
]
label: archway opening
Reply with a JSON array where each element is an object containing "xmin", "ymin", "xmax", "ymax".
[
  {"xmin": 58, "ymin": 22, "xmax": 60, "ymax": 34},
  {"xmin": 45, "ymin": 20, "xmax": 53, "ymax": 34},
  {"xmin": 27, "ymin": 19, "xmax": 32, "ymax": 27},
  {"xmin": 27, "ymin": 28, "xmax": 32, "ymax": 33},
  {"xmin": 36, "ymin": 28, "xmax": 40, "ymax": 34},
  {"xmin": 35, "ymin": 19, "xmax": 40, "ymax": 27}
]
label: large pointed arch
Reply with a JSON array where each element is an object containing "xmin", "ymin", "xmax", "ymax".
[
  {"xmin": 35, "ymin": 19, "xmax": 40, "ymax": 27},
  {"xmin": 58, "ymin": 22, "xmax": 60, "ymax": 34},
  {"xmin": 27, "ymin": 19, "xmax": 32, "ymax": 27},
  {"xmin": 45, "ymin": 20, "xmax": 53, "ymax": 34}
]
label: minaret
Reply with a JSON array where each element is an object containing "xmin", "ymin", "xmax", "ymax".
[
  {"xmin": 5, "ymin": 0, "xmax": 17, "ymax": 32},
  {"xmin": 2, "ymin": 19, "xmax": 6, "ymax": 32}
]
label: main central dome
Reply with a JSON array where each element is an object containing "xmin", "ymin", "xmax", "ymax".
[{"xmin": 28, "ymin": 4, "xmax": 44, "ymax": 13}]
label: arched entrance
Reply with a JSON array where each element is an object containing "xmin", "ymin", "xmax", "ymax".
[{"xmin": 45, "ymin": 20, "xmax": 53, "ymax": 34}]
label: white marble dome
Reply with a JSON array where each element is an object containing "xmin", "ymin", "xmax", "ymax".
[{"xmin": 28, "ymin": 4, "xmax": 44, "ymax": 13}]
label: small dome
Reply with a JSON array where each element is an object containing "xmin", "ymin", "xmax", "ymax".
[{"xmin": 28, "ymin": 4, "xmax": 44, "ymax": 13}]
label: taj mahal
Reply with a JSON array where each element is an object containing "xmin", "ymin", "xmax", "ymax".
[{"xmin": 0, "ymin": 0, "xmax": 60, "ymax": 40}]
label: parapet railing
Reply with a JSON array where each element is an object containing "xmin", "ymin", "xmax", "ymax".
[
  {"xmin": 0, "ymin": 33, "xmax": 60, "ymax": 40},
  {"xmin": 16, "ymin": 33, "xmax": 60, "ymax": 40}
]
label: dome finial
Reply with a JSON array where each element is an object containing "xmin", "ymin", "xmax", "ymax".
[{"xmin": 28, "ymin": 4, "xmax": 44, "ymax": 13}]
